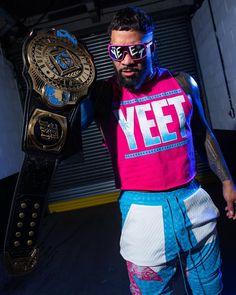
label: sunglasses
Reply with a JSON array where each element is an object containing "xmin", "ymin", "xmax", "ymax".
[{"xmin": 108, "ymin": 41, "xmax": 153, "ymax": 61}]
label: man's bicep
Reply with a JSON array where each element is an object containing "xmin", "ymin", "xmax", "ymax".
[
  {"xmin": 187, "ymin": 76, "xmax": 209, "ymax": 161},
  {"xmin": 191, "ymin": 81, "xmax": 210, "ymax": 128}
]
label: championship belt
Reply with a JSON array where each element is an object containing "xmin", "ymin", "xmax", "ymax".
[{"xmin": 4, "ymin": 29, "xmax": 96, "ymax": 274}]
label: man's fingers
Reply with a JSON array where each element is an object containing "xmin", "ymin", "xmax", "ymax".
[{"xmin": 225, "ymin": 201, "xmax": 235, "ymax": 218}]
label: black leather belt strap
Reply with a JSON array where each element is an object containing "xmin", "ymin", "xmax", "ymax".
[
  {"xmin": 4, "ymin": 28, "xmax": 96, "ymax": 274},
  {"xmin": 4, "ymin": 153, "xmax": 57, "ymax": 273}
]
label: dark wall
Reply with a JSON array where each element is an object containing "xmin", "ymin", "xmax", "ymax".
[{"xmin": 214, "ymin": 130, "xmax": 236, "ymax": 180}]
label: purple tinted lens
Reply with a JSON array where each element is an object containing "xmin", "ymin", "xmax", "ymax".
[{"xmin": 108, "ymin": 44, "xmax": 146, "ymax": 61}]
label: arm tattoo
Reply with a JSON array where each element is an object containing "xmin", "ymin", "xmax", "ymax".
[
  {"xmin": 205, "ymin": 130, "xmax": 231, "ymax": 182},
  {"xmin": 174, "ymin": 71, "xmax": 231, "ymax": 183}
]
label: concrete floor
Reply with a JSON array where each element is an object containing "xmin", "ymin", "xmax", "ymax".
[{"xmin": 0, "ymin": 182, "xmax": 236, "ymax": 295}]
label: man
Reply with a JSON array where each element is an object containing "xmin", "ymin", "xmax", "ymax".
[{"xmin": 81, "ymin": 6, "xmax": 236, "ymax": 294}]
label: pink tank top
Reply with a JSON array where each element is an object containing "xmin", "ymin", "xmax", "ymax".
[{"xmin": 103, "ymin": 68, "xmax": 196, "ymax": 191}]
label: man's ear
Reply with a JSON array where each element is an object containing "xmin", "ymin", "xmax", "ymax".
[
  {"xmin": 151, "ymin": 39, "xmax": 157, "ymax": 52},
  {"xmin": 151, "ymin": 39, "xmax": 160, "ymax": 67},
  {"xmin": 150, "ymin": 43, "xmax": 155, "ymax": 52}
]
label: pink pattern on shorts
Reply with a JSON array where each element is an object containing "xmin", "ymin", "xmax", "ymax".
[{"xmin": 127, "ymin": 261, "xmax": 163, "ymax": 294}]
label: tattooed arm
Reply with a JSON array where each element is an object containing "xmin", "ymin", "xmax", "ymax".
[{"xmin": 175, "ymin": 72, "xmax": 236, "ymax": 220}]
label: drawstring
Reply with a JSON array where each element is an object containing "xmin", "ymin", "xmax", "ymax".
[
  {"xmin": 166, "ymin": 198, "xmax": 190, "ymax": 295},
  {"xmin": 176, "ymin": 196, "xmax": 207, "ymax": 295}
]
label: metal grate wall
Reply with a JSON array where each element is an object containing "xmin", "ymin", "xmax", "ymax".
[{"xmin": 47, "ymin": 13, "xmax": 214, "ymax": 207}]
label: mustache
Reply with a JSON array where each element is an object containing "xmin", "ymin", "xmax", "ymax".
[{"xmin": 120, "ymin": 67, "xmax": 139, "ymax": 72}]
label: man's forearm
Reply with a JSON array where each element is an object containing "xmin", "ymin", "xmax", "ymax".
[{"xmin": 205, "ymin": 130, "xmax": 231, "ymax": 182}]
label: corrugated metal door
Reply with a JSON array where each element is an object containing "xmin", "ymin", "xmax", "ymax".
[{"xmin": 47, "ymin": 13, "xmax": 214, "ymax": 211}]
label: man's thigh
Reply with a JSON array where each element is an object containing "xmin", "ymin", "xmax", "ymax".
[
  {"xmin": 185, "ymin": 235, "xmax": 222, "ymax": 295},
  {"xmin": 126, "ymin": 260, "xmax": 178, "ymax": 295}
]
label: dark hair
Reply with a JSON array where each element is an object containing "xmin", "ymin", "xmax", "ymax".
[{"xmin": 107, "ymin": 6, "xmax": 155, "ymax": 35}]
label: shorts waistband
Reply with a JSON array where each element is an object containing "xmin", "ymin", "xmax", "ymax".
[{"xmin": 119, "ymin": 180, "xmax": 200, "ymax": 204}]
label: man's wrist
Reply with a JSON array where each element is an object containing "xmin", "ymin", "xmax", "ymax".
[{"xmin": 223, "ymin": 179, "xmax": 235, "ymax": 189}]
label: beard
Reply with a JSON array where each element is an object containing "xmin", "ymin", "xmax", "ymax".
[{"xmin": 115, "ymin": 65, "xmax": 148, "ymax": 92}]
